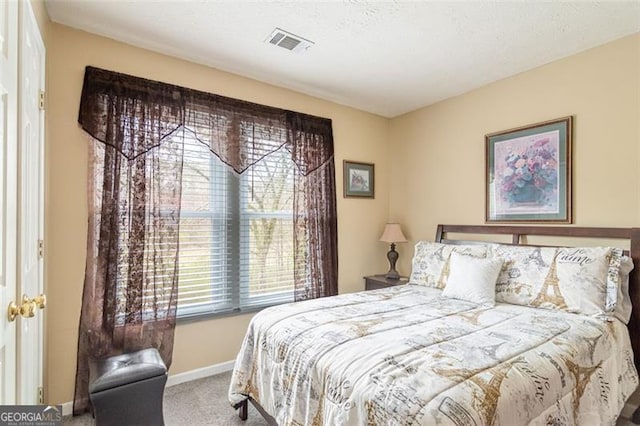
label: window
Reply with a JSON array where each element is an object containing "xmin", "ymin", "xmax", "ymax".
[{"xmin": 176, "ymin": 131, "xmax": 298, "ymax": 318}]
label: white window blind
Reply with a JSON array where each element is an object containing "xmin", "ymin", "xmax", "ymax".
[{"xmin": 176, "ymin": 131, "xmax": 297, "ymax": 318}]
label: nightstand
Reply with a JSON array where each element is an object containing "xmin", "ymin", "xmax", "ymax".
[{"xmin": 364, "ymin": 274, "xmax": 409, "ymax": 290}]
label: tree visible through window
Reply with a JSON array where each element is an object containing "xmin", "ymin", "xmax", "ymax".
[{"xmin": 177, "ymin": 131, "xmax": 297, "ymax": 318}]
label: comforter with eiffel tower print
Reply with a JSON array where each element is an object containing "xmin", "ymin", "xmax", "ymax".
[{"xmin": 228, "ymin": 284, "xmax": 638, "ymax": 426}]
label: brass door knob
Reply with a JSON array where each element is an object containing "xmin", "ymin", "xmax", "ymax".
[
  {"xmin": 6, "ymin": 294, "xmax": 46, "ymax": 321},
  {"xmin": 20, "ymin": 295, "xmax": 36, "ymax": 318},
  {"xmin": 33, "ymin": 294, "xmax": 46, "ymax": 309},
  {"xmin": 8, "ymin": 301, "xmax": 19, "ymax": 322}
]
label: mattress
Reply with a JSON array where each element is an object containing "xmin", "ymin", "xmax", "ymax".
[{"xmin": 228, "ymin": 284, "xmax": 638, "ymax": 425}]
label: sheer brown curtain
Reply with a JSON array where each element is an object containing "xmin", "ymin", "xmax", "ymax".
[
  {"xmin": 73, "ymin": 68, "xmax": 187, "ymax": 414},
  {"xmin": 286, "ymin": 112, "xmax": 338, "ymax": 299},
  {"xmin": 74, "ymin": 67, "xmax": 337, "ymax": 414}
]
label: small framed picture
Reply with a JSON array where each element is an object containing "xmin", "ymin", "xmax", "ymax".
[
  {"xmin": 343, "ymin": 160, "xmax": 375, "ymax": 198},
  {"xmin": 486, "ymin": 116, "xmax": 572, "ymax": 223}
]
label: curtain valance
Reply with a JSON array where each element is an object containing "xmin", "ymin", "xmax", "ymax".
[{"xmin": 78, "ymin": 66, "xmax": 334, "ymax": 175}]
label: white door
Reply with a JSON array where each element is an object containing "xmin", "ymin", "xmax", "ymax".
[
  {"xmin": 17, "ymin": 0, "xmax": 45, "ymax": 405},
  {"xmin": 0, "ymin": 0, "xmax": 19, "ymax": 405}
]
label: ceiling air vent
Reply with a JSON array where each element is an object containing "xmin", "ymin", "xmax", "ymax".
[{"xmin": 265, "ymin": 28, "xmax": 314, "ymax": 53}]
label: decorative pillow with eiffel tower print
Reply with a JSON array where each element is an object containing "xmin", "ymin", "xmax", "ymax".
[
  {"xmin": 491, "ymin": 244, "xmax": 557, "ymax": 306},
  {"xmin": 491, "ymin": 244, "xmax": 624, "ymax": 318},
  {"xmin": 409, "ymin": 242, "xmax": 488, "ymax": 288},
  {"xmin": 538, "ymin": 246, "xmax": 624, "ymax": 318}
]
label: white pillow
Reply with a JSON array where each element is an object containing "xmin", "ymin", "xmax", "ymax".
[
  {"xmin": 442, "ymin": 252, "xmax": 503, "ymax": 306},
  {"xmin": 409, "ymin": 242, "xmax": 489, "ymax": 288}
]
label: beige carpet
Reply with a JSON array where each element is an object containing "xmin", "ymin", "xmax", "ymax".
[
  {"xmin": 64, "ymin": 370, "xmax": 637, "ymax": 425},
  {"xmin": 63, "ymin": 371, "xmax": 267, "ymax": 426}
]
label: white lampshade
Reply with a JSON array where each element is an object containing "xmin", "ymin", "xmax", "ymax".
[{"xmin": 379, "ymin": 223, "xmax": 407, "ymax": 243}]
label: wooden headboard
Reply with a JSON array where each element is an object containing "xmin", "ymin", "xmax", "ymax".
[{"xmin": 434, "ymin": 224, "xmax": 640, "ymax": 369}]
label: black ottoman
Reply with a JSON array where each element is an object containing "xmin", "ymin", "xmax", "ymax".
[{"xmin": 89, "ymin": 348, "xmax": 167, "ymax": 426}]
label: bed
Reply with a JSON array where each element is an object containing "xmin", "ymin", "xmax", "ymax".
[{"xmin": 228, "ymin": 224, "xmax": 640, "ymax": 425}]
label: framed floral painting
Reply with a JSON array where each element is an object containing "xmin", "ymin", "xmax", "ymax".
[
  {"xmin": 343, "ymin": 160, "xmax": 375, "ymax": 198},
  {"xmin": 486, "ymin": 116, "xmax": 572, "ymax": 223}
]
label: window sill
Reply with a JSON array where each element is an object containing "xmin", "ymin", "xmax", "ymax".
[{"xmin": 176, "ymin": 305, "xmax": 272, "ymax": 325}]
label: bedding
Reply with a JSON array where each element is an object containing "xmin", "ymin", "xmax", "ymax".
[
  {"xmin": 228, "ymin": 284, "xmax": 638, "ymax": 425},
  {"xmin": 413, "ymin": 241, "xmax": 625, "ymax": 319}
]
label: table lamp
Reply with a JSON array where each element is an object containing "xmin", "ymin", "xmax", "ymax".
[{"xmin": 379, "ymin": 223, "xmax": 408, "ymax": 280}]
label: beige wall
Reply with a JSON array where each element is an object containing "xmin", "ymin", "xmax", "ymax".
[
  {"xmin": 29, "ymin": 0, "xmax": 49, "ymax": 42},
  {"xmin": 45, "ymin": 23, "xmax": 390, "ymax": 404},
  {"xmin": 389, "ymin": 34, "xmax": 640, "ymax": 273}
]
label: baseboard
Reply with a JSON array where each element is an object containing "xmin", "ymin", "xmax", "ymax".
[
  {"xmin": 61, "ymin": 359, "xmax": 235, "ymax": 416},
  {"xmin": 166, "ymin": 359, "xmax": 235, "ymax": 387},
  {"xmin": 61, "ymin": 401, "xmax": 73, "ymax": 417}
]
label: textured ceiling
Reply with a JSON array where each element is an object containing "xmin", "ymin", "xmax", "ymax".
[{"xmin": 44, "ymin": 0, "xmax": 640, "ymax": 118}]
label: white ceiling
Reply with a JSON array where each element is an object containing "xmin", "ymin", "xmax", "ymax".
[{"xmin": 44, "ymin": 0, "xmax": 640, "ymax": 118}]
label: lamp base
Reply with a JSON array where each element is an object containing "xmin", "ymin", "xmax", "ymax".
[
  {"xmin": 385, "ymin": 271, "xmax": 400, "ymax": 280},
  {"xmin": 385, "ymin": 243, "xmax": 400, "ymax": 281}
]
